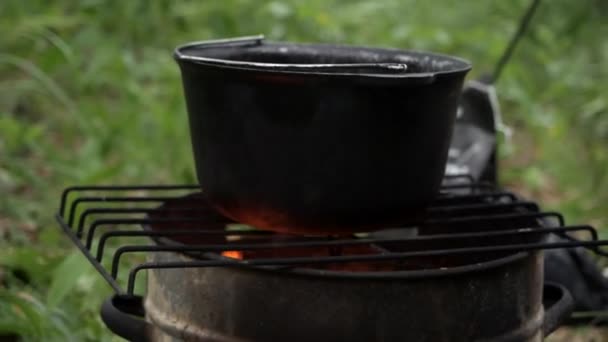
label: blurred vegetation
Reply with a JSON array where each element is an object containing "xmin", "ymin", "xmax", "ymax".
[{"xmin": 0, "ymin": 0, "xmax": 606, "ymax": 340}]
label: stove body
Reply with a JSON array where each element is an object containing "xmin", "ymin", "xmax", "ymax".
[
  {"xmin": 146, "ymin": 251, "xmax": 545, "ymax": 342},
  {"xmin": 140, "ymin": 184, "xmax": 553, "ymax": 342},
  {"xmin": 56, "ymin": 81, "xmax": 608, "ymax": 341}
]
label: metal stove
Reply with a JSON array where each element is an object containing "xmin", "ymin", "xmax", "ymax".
[{"xmin": 56, "ymin": 174, "xmax": 608, "ymax": 341}]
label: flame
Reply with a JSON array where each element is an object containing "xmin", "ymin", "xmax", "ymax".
[{"xmin": 222, "ymin": 250, "xmax": 244, "ymax": 259}]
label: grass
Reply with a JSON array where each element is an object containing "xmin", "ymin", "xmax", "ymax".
[{"xmin": 0, "ymin": 0, "xmax": 606, "ymax": 340}]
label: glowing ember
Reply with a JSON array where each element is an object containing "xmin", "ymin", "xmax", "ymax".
[
  {"xmin": 222, "ymin": 250, "xmax": 244, "ymax": 259},
  {"xmin": 220, "ymin": 245, "xmax": 400, "ymax": 272}
]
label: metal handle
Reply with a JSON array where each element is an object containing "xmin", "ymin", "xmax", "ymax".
[
  {"xmin": 101, "ymin": 295, "xmax": 150, "ymax": 342},
  {"xmin": 240, "ymin": 62, "xmax": 408, "ymax": 74},
  {"xmin": 175, "ymin": 35, "xmax": 265, "ymax": 52},
  {"xmin": 173, "ymin": 35, "xmax": 408, "ymax": 71},
  {"xmin": 542, "ymin": 282, "xmax": 574, "ymax": 336},
  {"xmin": 174, "ymin": 35, "xmax": 417, "ymax": 77}
]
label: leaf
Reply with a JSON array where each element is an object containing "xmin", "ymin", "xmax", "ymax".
[
  {"xmin": 0, "ymin": 289, "xmax": 76, "ymax": 341},
  {"xmin": 0, "ymin": 53, "xmax": 75, "ymax": 113},
  {"xmin": 46, "ymin": 252, "xmax": 91, "ymax": 307},
  {"xmin": 0, "ymin": 290, "xmax": 39, "ymax": 337}
]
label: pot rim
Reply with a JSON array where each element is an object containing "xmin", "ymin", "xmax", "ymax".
[{"xmin": 173, "ymin": 35, "xmax": 472, "ymax": 81}]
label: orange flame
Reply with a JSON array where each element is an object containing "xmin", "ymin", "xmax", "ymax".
[{"xmin": 222, "ymin": 250, "xmax": 244, "ymax": 259}]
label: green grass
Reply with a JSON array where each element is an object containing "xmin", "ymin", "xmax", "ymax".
[{"xmin": 0, "ymin": 0, "xmax": 606, "ymax": 340}]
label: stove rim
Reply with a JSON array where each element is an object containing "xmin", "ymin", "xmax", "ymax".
[{"xmin": 144, "ymin": 221, "xmax": 535, "ymax": 280}]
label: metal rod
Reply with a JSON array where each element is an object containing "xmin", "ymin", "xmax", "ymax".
[
  {"xmin": 76, "ymin": 206, "xmax": 220, "ymax": 233},
  {"xmin": 85, "ymin": 217, "xmax": 233, "ymax": 249},
  {"xmin": 90, "ymin": 212, "xmax": 565, "ymax": 262},
  {"xmin": 56, "ymin": 180, "xmax": 607, "ymax": 297},
  {"xmin": 55, "ymin": 214, "xmax": 123, "ymax": 293},
  {"xmin": 96, "ymin": 229, "xmax": 276, "ymax": 262},
  {"xmin": 125, "ymin": 238, "xmax": 608, "ymax": 294},
  {"xmin": 428, "ymin": 201, "xmax": 539, "ymax": 214},
  {"xmin": 175, "ymin": 35, "xmax": 265, "ymax": 53},
  {"xmin": 68, "ymin": 196, "xmax": 203, "ymax": 230},
  {"xmin": 427, "ymin": 211, "xmax": 564, "ymax": 227},
  {"xmin": 111, "ymin": 226, "xmax": 594, "ymax": 279},
  {"xmin": 491, "ymin": 0, "xmax": 543, "ymax": 83},
  {"xmin": 59, "ymin": 184, "xmax": 198, "ymax": 218}
]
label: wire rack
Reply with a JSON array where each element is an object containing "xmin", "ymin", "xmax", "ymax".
[{"xmin": 56, "ymin": 175, "xmax": 608, "ymax": 297}]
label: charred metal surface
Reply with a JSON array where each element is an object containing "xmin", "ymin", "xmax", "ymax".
[{"xmin": 145, "ymin": 250, "xmax": 544, "ymax": 342}]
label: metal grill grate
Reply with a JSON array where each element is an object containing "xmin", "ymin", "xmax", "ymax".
[{"xmin": 56, "ymin": 175, "xmax": 608, "ymax": 296}]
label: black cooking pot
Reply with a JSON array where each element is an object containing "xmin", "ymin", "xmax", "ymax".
[{"xmin": 174, "ymin": 36, "xmax": 471, "ymax": 234}]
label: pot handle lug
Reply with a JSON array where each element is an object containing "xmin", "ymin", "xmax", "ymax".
[
  {"xmin": 101, "ymin": 294, "xmax": 151, "ymax": 342},
  {"xmin": 542, "ymin": 282, "xmax": 574, "ymax": 336}
]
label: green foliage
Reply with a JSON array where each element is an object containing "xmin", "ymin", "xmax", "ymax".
[
  {"xmin": 0, "ymin": 0, "xmax": 606, "ymax": 339},
  {"xmin": 46, "ymin": 252, "xmax": 93, "ymax": 308},
  {"xmin": 0, "ymin": 290, "xmax": 73, "ymax": 341}
]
